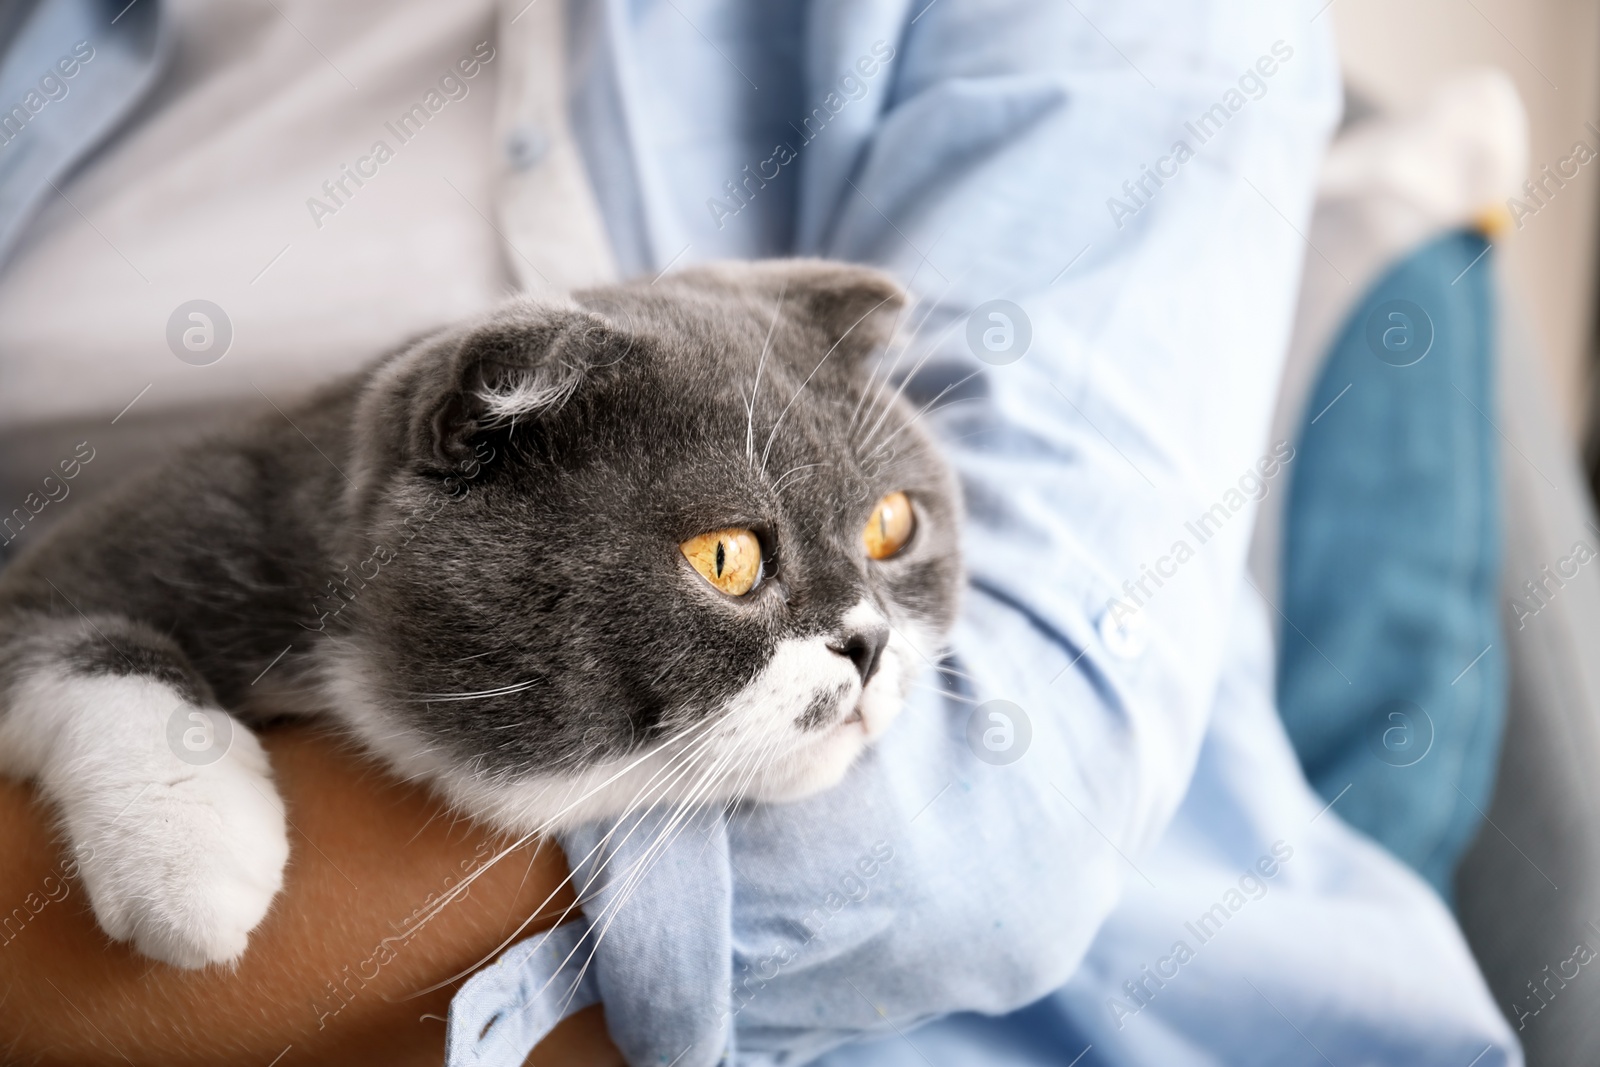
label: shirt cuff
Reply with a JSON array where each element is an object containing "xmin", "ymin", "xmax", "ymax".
[{"xmin": 445, "ymin": 919, "xmax": 601, "ymax": 1066}]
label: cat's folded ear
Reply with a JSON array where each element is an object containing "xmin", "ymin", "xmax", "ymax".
[
  {"xmin": 356, "ymin": 301, "xmax": 616, "ymax": 482},
  {"xmin": 769, "ymin": 260, "xmax": 906, "ymax": 358},
  {"xmin": 664, "ymin": 259, "xmax": 907, "ymax": 361}
]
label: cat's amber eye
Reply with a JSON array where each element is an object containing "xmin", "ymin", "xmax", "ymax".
[
  {"xmin": 681, "ymin": 528, "xmax": 763, "ymax": 596},
  {"xmin": 863, "ymin": 491, "xmax": 915, "ymax": 561}
]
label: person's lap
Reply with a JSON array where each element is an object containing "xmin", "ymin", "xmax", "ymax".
[{"xmin": 814, "ymin": 575, "xmax": 1512, "ymax": 1067}]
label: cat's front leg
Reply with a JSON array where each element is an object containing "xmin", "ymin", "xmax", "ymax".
[{"xmin": 0, "ymin": 614, "xmax": 289, "ymax": 968}]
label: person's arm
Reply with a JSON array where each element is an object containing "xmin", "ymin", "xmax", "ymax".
[
  {"xmin": 0, "ymin": 725, "xmax": 622, "ymax": 1067},
  {"xmin": 539, "ymin": 2, "xmax": 1346, "ymax": 1063}
]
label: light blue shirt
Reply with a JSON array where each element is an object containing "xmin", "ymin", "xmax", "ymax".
[
  {"xmin": 445, "ymin": 1, "xmax": 1521, "ymax": 1065},
  {"xmin": 0, "ymin": 1, "xmax": 1521, "ymax": 1064}
]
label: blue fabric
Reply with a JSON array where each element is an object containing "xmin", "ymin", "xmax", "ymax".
[
  {"xmin": 445, "ymin": 919, "xmax": 603, "ymax": 1065},
  {"xmin": 453, "ymin": 2, "xmax": 1519, "ymax": 1065},
  {"xmin": 0, "ymin": 0, "xmax": 169, "ymax": 267},
  {"xmin": 815, "ymin": 583, "xmax": 1506, "ymax": 1066},
  {"xmin": 1277, "ymin": 231, "xmax": 1507, "ymax": 900}
]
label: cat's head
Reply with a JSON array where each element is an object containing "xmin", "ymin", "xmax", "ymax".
[{"xmin": 333, "ymin": 261, "xmax": 962, "ymax": 831}]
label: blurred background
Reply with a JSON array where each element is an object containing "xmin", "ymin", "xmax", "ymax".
[
  {"xmin": 1333, "ymin": 0, "xmax": 1600, "ymax": 445},
  {"xmin": 1322, "ymin": 4, "xmax": 1600, "ymax": 1059}
]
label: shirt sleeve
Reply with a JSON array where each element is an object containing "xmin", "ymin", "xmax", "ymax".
[{"xmin": 447, "ymin": 2, "xmax": 1343, "ymax": 1064}]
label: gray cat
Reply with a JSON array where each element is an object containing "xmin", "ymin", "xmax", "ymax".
[{"xmin": 0, "ymin": 261, "xmax": 963, "ymax": 969}]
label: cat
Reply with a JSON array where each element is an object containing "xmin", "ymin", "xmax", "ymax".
[{"xmin": 0, "ymin": 260, "xmax": 963, "ymax": 969}]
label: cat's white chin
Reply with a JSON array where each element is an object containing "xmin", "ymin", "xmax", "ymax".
[
  {"xmin": 740, "ymin": 634, "xmax": 917, "ymax": 804},
  {"xmin": 742, "ymin": 713, "xmax": 873, "ymax": 803}
]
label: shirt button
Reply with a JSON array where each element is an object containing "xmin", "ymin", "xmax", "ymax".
[
  {"xmin": 506, "ymin": 124, "xmax": 550, "ymax": 171},
  {"xmin": 1097, "ymin": 605, "xmax": 1147, "ymax": 659}
]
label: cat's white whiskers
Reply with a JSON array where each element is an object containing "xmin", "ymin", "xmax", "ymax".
[
  {"xmin": 562, "ymin": 738, "xmax": 748, "ymax": 1002},
  {"xmin": 526, "ymin": 712, "xmax": 739, "ymax": 888},
  {"xmin": 397, "ymin": 678, "xmax": 542, "ymax": 703},
  {"xmin": 864, "ymin": 372, "xmax": 985, "ymax": 461},
  {"xmin": 746, "ymin": 280, "xmax": 788, "ymax": 467},
  {"xmin": 517, "ymin": 739, "xmax": 740, "ymax": 1015},
  {"xmin": 848, "ymin": 287, "xmax": 925, "ymax": 435},
  {"xmin": 399, "ymin": 711, "xmax": 739, "ymax": 1000},
  {"xmin": 472, "ymin": 713, "xmax": 733, "ymax": 913},
  {"xmin": 489, "ymin": 718, "xmax": 724, "ymax": 885},
  {"xmin": 759, "ymin": 294, "xmax": 898, "ymax": 477},
  {"xmin": 850, "ymin": 275, "xmax": 953, "ymax": 440},
  {"xmin": 909, "ymin": 680, "xmax": 982, "ymax": 705},
  {"xmin": 771, "ymin": 462, "xmax": 825, "ymax": 498},
  {"xmin": 853, "ymin": 267, "xmax": 973, "ymax": 447},
  {"xmin": 729, "ymin": 729, "xmax": 788, "ymax": 821},
  {"xmin": 571, "ymin": 694, "xmax": 779, "ymax": 932},
  {"xmin": 930, "ymin": 660, "xmax": 977, "ymax": 683},
  {"xmin": 527, "ymin": 711, "xmax": 731, "ymax": 834},
  {"xmin": 540, "ymin": 743, "xmax": 725, "ymax": 943},
  {"xmin": 854, "ymin": 310, "xmax": 970, "ymax": 456}
]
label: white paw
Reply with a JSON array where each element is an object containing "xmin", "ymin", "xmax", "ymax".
[{"xmin": 68, "ymin": 721, "xmax": 289, "ymax": 969}]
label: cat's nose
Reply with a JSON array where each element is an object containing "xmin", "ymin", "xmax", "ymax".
[{"xmin": 828, "ymin": 625, "xmax": 889, "ymax": 687}]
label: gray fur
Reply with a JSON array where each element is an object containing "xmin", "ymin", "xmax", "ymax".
[{"xmin": 0, "ymin": 259, "xmax": 962, "ymax": 810}]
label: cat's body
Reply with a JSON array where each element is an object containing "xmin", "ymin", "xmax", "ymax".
[{"xmin": 0, "ymin": 261, "xmax": 962, "ymax": 969}]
